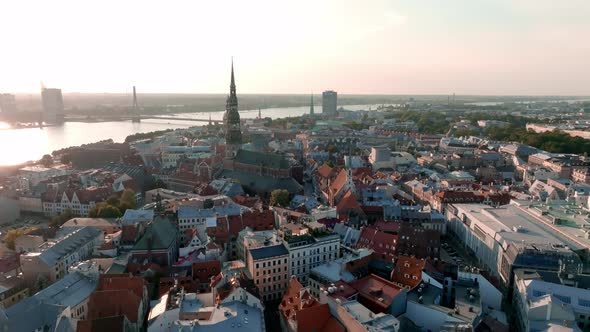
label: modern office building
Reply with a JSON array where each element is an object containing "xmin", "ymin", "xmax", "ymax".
[
  {"xmin": 41, "ymin": 87, "xmax": 65, "ymax": 123},
  {"xmin": 322, "ymin": 90, "xmax": 337, "ymax": 116},
  {"xmin": 446, "ymin": 201, "xmax": 585, "ymax": 285},
  {"xmin": 0, "ymin": 93, "xmax": 17, "ymax": 113}
]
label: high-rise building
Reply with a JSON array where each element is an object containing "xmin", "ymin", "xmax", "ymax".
[
  {"xmin": 41, "ymin": 88, "xmax": 64, "ymax": 123},
  {"xmin": 224, "ymin": 60, "xmax": 242, "ymax": 159},
  {"xmin": 309, "ymin": 93, "xmax": 315, "ymax": 116},
  {"xmin": 322, "ymin": 90, "xmax": 337, "ymax": 116},
  {"xmin": 0, "ymin": 94, "xmax": 17, "ymax": 113}
]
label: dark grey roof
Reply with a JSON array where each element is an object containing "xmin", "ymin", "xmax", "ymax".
[
  {"xmin": 38, "ymin": 227, "xmax": 103, "ymax": 266},
  {"xmin": 132, "ymin": 217, "xmax": 177, "ymax": 251},
  {"xmin": 2, "ymin": 272, "xmax": 97, "ymax": 332},
  {"xmin": 220, "ymin": 170, "xmax": 302, "ymax": 194},
  {"xmin": 234, "ymin": 150, "xmax": 290, "ymax": 169},
  {"xmin": 249, "ymin": 244, "xmax": 289, "ymax": 260}
]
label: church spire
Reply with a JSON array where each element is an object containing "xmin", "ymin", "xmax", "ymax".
[
  {"xmin": 225, "ymin": 58, "xmax": 242, "ymax": 159},
  {"xmin": 230, "ymin": 57, "xmax": 236, "ymax": 95}
]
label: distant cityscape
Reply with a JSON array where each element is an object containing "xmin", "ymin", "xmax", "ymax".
[{"xmin": 1, "ymin": 62, "xmax": 590, "ymax": 332}]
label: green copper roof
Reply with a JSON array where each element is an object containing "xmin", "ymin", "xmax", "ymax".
[{"xmin": 132, "ymin": 216, "xmax": 177, "ymax": 251}]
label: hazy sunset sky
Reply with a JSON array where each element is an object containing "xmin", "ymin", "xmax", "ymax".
[{"xmin": 1, "ymin": 0, "xmax": 589, "ymax": 95}]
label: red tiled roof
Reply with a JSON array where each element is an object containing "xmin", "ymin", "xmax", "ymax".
[
  {"xmin": 373, "ymin": 220, "xmax": 401, "ymax": 234},
  {"xmin": 121, "ymin": 224, "xmax": 140, "ymax": 243},
  {"xmin": 352, "ymin": 167, "xmax": 373, "ymax": 178},
  {"xmin": 242, "ymin": 209, "xmax": 275, "ymax": 232},
  {"xmin": 159, "ymin": 277, "xmax": 198, "ymax": 297},
  {"xmin": 231, "ymin": 195, "xmax": 262, "ymax": 208},
  {"xmin": 349, "ymin": 274, "xmax": 403, "ymax": 313},
  {"xmin": 196, "ymin": 184, "xmax": 218, "ymax": 196},
  {"xmin": 296, "ymin": 303, "xmax": 345, "ymax": 332},
  {"xmin": 329, "ymin": 169, "xmax": 349, "ymax": 194},
  {"xmin": 87, "ymin": 289, "xmax": 141, "ymax": 322},
  {"xmin": 316, "ymin": 164, "xmax": 333, "ymax": 178},
  {"xmin": 434, "ymin": 190, "xmax": 483, "ymax": 203},
  {"xmin": 279, "ymin": 278, "xmax": 319, "ymax": 322},
  {"xmin": 356, "ymin": 226, "xmax": 397, "ymax": 258},
  {"xmin": 336, "ymin": 191, "xmax": 364, "ymax": 218},
  {"xmin": 326, "ymin": 280, "xmax": 358, "ymax": 301},
  {"xmin": 98, "ymin": 274, "xmax": 147, "ymax": 300},
  {"xmin": 316, "ymin": 164, "xmax": 334, "ymax": 178},
  {"xmin": 0, "ymin": 254, "xmax": 20, "ymax": 273},
  {"xmin": 391, "ymin": 256, "xmax": 425, "ymax": 289},
  {"xmin": 77, "ymin": 316, "xmax": 126, "ymax": 332},
  {"xmin": 76, "ymin": 186, "xmax": 113, "ymax": 204},
  {"xmin": 192, "ymin": 260, "xmax": 221, "ymax": 284}
]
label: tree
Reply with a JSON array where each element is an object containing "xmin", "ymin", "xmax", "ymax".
[
  {"xmin": 90, "ymin": 203, "xmax": 123, "ymax": 218},
  {"xmin": 120, "ymin": 189, "xmax": 136, "ymax": 206},
  {"xmin": 118, "ymin": 189, "xmax": 137, "ymax": 214},
  {"xmin": 107, "ymin": 195, "xmax": 120, "ymax": 206},
  {"xmin": 49, "ymin": 209, "xmax": 74, "ymax": 228},
  {"xmin": 203, "ymin": 199, "xmax": 214, "ymax": 209},
  {"xmin": 35, "ymin": 274, "xmax": 48, "ymax": 292},
  {"xmin": 40, "ymin": 154, "xmax": 53, "ymax": 167},
  {"xmin": 326, "ymin": 144, "xmax": 338, "ymax": 154},
  {"xmin": 270, "ymin": 189, "xmax": 290, "ymax": 207},
  {"xmin": 4, "ymin": 227, "xmax": 39, "ymax": 250},
  {"xmin": 153, "ymin": 179, "xmax": 168, "ymax": 190},
  {"xmin": 60, "ymin": 154, "xmax": 72, "ymax": 165},
  {"xmin": 98, "ymin": 205, "xmax": 123, "ymax": 218}
]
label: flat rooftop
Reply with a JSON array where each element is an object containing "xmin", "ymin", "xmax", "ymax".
[
  {"xmin": 452, "ymin": 203, "xmax": 584, "ymax": 251},
  {"xmin": 171, "ymin": 301, "xmax": 263, "ymax": 332},
  {"xmin": 406, "ymin": 283, "xmax": 480, "ymax": 323}
]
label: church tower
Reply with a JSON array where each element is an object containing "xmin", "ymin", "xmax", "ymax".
[{"xmin": 224, "ymin": 59, "xmax": 242, "ymax": 159}]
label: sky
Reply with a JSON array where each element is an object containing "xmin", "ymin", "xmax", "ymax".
[{"xmin": 1, "ymin": 0, "xmax": 589, "ymax": 95}]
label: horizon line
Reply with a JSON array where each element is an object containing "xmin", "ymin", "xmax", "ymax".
[{"xmin": 5, "ymin": 91, "xmax": 590, "ymax": 98}]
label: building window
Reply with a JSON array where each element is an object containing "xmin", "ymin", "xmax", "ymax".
[{"xmin": 554, "ymin": 294, "xmax": 571, "ymax": 304}]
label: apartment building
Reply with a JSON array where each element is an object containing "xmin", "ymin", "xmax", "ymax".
[
  {"xmin": 246, "ymin": 243, "xmax": 290, "ymax": 301},
  {"xmin": 285, "ymin": 233, "xmax": 340, "ymax": 285},
  {"xmin": 20, "ymin": 227, "xmax": 103, "ymax": 285}
]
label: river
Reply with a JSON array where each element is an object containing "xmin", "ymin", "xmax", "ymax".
[{"xmin": 0, "ymin": 104, "xmax": 381, "ymax": 166}]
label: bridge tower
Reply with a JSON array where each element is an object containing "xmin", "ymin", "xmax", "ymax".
[{"xmin": 131, "ymin": 86, "xmax": 141, "ymax": 122}]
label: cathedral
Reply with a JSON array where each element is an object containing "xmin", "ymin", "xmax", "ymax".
[
  {"xmin": 224, "ymin": 60, "xmax": 242, "ymax": 159},
  {"xmin": 220, "ymin": 61, "xmax": 302, "ymax": 197}
]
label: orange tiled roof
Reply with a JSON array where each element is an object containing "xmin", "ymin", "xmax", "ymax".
[
  {"xmin": 329, "ymin": 169, "xmax": 349, "ymax": 194},
  {"xmin": 316, "ymin": 164, "xmax": 334, "ymax": 178},
  {"xmin": 336, "ymin": 191, "xmax": 361, "ymax": 214},
  {"xmin": 296, "ymin": 303, "xmax": 345, "ymax": 332},
  {"xmin": 391, "ymin": 256, "xmax": 425, "ymax": 289},
  {"xmin": 279, "ymin": 278, "xmax": 319, "ymax": 322}
]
